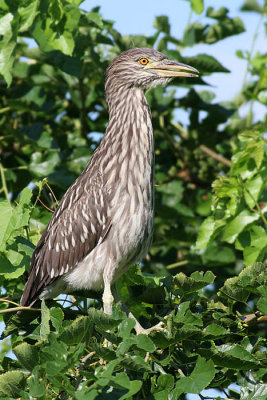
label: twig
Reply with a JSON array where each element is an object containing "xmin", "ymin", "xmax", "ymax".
[
  {"xmin": 0, "ymin": 162, "xmax": 12, "ymax": 207},
  {"xmin": 81, "ymin": 351, "xmax": 96, "ymax": 363},
  {"xmin": 199, "ymin": 144, "xmax": 231, "ymax": 168},
  {"xmin": 45, "ymin": 181, "xmax": 58, "ymax": 205},
  {"xmin": 0, "ymin": 106, "xmax": 10, "ymax": 114},
  {"xmin": 0, "ymin": 306, "xmax": 41, "ymax": 314},
  {"xmin": 0, "ymin": 298, "xmax": 20, "ymax": 307},
  {"xmin": 166, "ymin": 260, "xmax": 189, "ymax": 269},
  {"xmin": 37, "ymin": 197, "xmax": 54, "ymax": 213},
  {"xmin": 171, "ymin": 120, "xmax": 188, "ymax": 140},
  {"xmin": 238, "ymin": 312, "xmax": 267, "ymax": 325}
]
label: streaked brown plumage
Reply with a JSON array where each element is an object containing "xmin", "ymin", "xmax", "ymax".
[{"xmin": 21, "ymin": 48, "xmax": 198, "ymax": 329}]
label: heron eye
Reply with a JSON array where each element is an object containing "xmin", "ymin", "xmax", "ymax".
[{"xmin": 139, "ymin": 58, "xmax": 149, "ymax": 65}]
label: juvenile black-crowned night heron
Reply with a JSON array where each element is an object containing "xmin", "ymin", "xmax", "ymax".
[{"xmin": 21, "ymin": 48, "xmax": 198, "ymax": 332}]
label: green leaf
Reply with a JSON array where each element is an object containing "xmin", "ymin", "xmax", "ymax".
[
  {"xmin": 29, "ymin": 151, "xmax": 61, "ymax": 177},
  {"xmin": 183, "ymin": 54, "xmax": 230, "ymax": 74},
  {"xmin": 152, "ymin": 374, "xmax": 174, "ymax": 399},
  {"xmin": 173, "ymin": 271, "xmax": 215, "ymax": 294},
  {"xmin": 135, "ymin": 334, "xmax": 156, "ymax": 352},
  {"xmin": 174, "ymin": 356, "xmax": 215, "ymax": 394},
  {"xmin": 237, "ymin": 263, "xmax": 267, "ymax": 292},
  {"xmin": 220, "ymin": 263, "xmax": 266, "ymax": 303},
  {"xmin": 0, "ymin": 371, "xmax": 26, "ymax": 397},
  {"xmin": 18, "ymin": 0, "xmax": 39, "ymax": 32},
  {"xmin": 173, "ymin": 301, "xmax": 203, "ymax": 327},
  {"xmin": 120, "ymin": 355, "xmax": 152, "ymax": 373},
  {"xmin": 0, "ymin": 200, "xmax": 13, "ymax": 250},
  {"xmin": 30, "ymin": 7, "xmax": 79, "ymax": 56},
  {"xmin": 195, "ymin": 216, "xmax": 216, "ymax": 249},
  {"xmin": 40, "ymin": 300, "xmax": 50, "ymax": 339},
  {"xmin": 157, "ymin": 181, "xmax": 184, "ymax": 210},
  {"xmin": 87, "ymin": 308, "xmax": 121, "ymax": 331},
  {"xmin": 257, "ymin": 297, "xmax": 267, "ymax": 314},
  {"xmin": 0, "ymin": 188, "xmax": 33, "ymax": 252},
  {"xmin": 119, "ymin": 380, "xmax": 142, "ymax": 400},
  {"xmin": 19, "ymin": 187, "xmax": 33, "ymax": 206},
  {"xmin": 154, "ymin": 16, "xmax": 170, "ymax": 34},
  {"xmin": 13, "ymin": 342, "xmax": 40, "ymax": 371},
  {"xmin": 202, "ymin": 242, "xmax": 236, "ymax": 264},
  {"xmin": 118, "ymin": 318, "xmax": 136, "ymax": 338},
  {"xmin": 244, "ymin": 174, "xmax": 264, "ymax": 208},
  {"xmin": 198, "ymin": 345, "xmax": 260, "ymax": 370},
  {"xmin": 206, "ymin": 16, "xmax": 245, "ymax": 43},
  {"xmin": 240, "ymin": 384, "xmax": 267, "ymax": 400},
  {"xmin": 204, "ymin": 323, "xmax": 228, "ymax": 337},
  {"xmin": 243, "ymin": 226, "xmax": 267, "ymax": 266},
  {"xmin": 206, "ymin": 7, "xmax": 229, "ymax": 19},
  {"xmin": 222, "ymin": 209, "xmax": 259, "ymax": 244},
  {"xmin": 240, "ymin": 0, "xmax": 263, "ymax": 14},
  {"xmin": 189, "ymin": 0, "xmax": 204, "ymax": 14},
  {"xmin": 50, "ymin": 307, "xmax": 64, "ymax": 332},
  {"xmin": 0, "ymin": 253, "xmax": 24, "ymax": 278},
  {"xmin": 219, "ymin": 276, "xmax": 249, "ymax": 303},
  {"xmin": 60, "ymin": 316, "xmax": 93, "ymax": 345},
  {"xmin": 87, "ymin": 11, "xmax": 103, "ymax": 27},
  {"xmin": 216, "ymin": 344, "xmax": 259, "ymax": 364},
  {"xmin": 28, "ymin": 369, "xmax": 46, "ymax": 398},
  {"xmin": 0, "ymin": 13, "xmax": 18, "ymax": 85}
]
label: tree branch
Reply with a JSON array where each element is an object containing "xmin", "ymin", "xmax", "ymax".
[{"xmin": 199, "ymin": 144, "xmax": 231, "ymax": 168}]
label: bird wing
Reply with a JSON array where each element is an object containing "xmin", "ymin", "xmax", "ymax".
[{"xmin": 21, "ymin": 171, "xmax": 111, "ymax": 306}]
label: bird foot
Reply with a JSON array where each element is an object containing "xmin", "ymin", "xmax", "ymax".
[{"xmin": 134, "ymin": 320, "xmax": 165, "ymax": 335}]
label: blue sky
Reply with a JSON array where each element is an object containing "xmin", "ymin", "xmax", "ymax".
[{"xmin": 84, "ymin": 0, "xmax": 265, "ymax": 121}]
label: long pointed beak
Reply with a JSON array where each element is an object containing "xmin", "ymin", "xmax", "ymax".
[{"xmin": 145, "ymin": 60, "xmax": 199, "ymax": 78}]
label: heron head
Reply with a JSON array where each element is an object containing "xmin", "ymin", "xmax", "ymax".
[{"xmin": 106, "ymin": 47, "xmax": 199, "ymax": 92}]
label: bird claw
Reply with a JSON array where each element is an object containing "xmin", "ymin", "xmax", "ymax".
[{"xmin": 134, "ymin": 320, "xmax": 165, "ymax": 335}]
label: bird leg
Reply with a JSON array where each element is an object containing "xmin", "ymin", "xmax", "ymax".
[
  {"xmin": 102, "ymin": 281, "xmax": 114, "ymax": 315},
  {"xmin": 112, "ymin": 285, "xmax": 165, "ymax": 335},
  {"xmin": 102, "ymin": 280, "xmax": 114, "ymax": 348}
]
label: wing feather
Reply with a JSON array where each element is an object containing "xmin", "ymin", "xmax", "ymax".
[{"xmin": 20, "ymin": 171, "xmax": 111, "ymax": 306}]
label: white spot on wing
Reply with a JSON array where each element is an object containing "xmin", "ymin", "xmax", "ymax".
[
  {"xmin": 96, "ymin": 209, "xmax": 102, "ymax": 224},
  {"xmin": 82, "ymin": 209, "xmax": 89, "ymax": 221},
  {"xmin": 91, "ymin": 223, "xmax": 96, "ymax": 234},
  {"xmin": 72, "ymin": 236, "xmax": 76, "ymax": 247},
  {"xmin": 82, "ymin": 223, "xmax": 88, "ymax": 234}
]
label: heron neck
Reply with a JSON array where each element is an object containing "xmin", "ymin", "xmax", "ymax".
[
  {"xmin": 104, "ymin": 87, "xmax": 154, "ymax": 155},
  {"xmin": 94, "ymin": 86, "xmax": 154, "ymax": 191}
]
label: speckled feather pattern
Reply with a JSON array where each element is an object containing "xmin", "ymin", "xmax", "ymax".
[{"xmin": 20, "ymin": 48, "xmax": 168, "ymax": 306}]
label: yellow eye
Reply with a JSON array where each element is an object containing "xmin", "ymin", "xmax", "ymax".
[{"xmin": 139, "ymin": 58, "xmax": 149, "ymax": 65}]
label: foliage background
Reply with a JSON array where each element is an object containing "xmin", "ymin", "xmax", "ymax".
[{"xmin": 0, "ymin": 0, "xmax": 266, "ymax": 399}]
